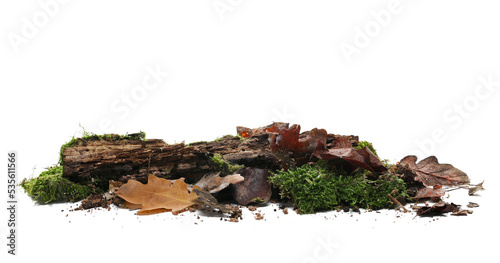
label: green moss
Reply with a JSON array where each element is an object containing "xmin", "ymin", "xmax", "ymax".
[
  {"xmin": 269, "ymin": 161, "xmax": 408, "ymax": 214},
  {"xmin": 251, "ymin": 198, "xmax": 265, "ymax": 203},
  {"xmin": 20, "ymin": 165, "xmax": 92, "ymax": 204},
  {"xmin": 210, "ymin": 153, "xmax": 244, "ymax": 174},
  {"xmin": 356, "ymin": 141, "xmax": 378, "ymax": 157},
  {"xmin": 236, "ymin": 134, "xmax": 249, "ymax": 142}
]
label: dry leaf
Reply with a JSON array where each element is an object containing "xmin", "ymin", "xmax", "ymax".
[
  {"xmin": 416, "ymin": 202, "xmax": 460, "ymax": 216},
  {"xmin": 413, "ymin": 187, "xmax": 445, "ymax": 200},
  {"xmin": 232, "ymin": 167, "xmax": 272, "ymax": 205},
  {"xmin": 468, "ymin": 180, "xmax": 485, "ymax": 195},
  {"xmin": 195, "ymin": 172, "xmax": 244, "ymax": 194},
  {"xmin": 313, "ymin": 141, "xmax": 387, "ymax": 172},
  {"xmin": 399, "ymin": 156, "xmax": 469, "ymax": 187},
  {"xmin": 117, "ymin": 174, "xmax": 200, "ymax": 214},
  {"xmin": 268, "ymin": 124, "xmax": 327, "ymax": 154}
]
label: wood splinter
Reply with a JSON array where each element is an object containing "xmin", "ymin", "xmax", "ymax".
[{"xmin": 387, "ymin": 194, "xmax": 410, "ymax": 213}]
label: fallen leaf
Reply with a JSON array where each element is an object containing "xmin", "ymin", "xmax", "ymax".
[
  {"xmin": 232, "ymin": 167, "xmax": 272, "ymax": 205},
  {"xmin": 195, "ymin": 172, "xmax": 244, "ymax": 194},
  {"xmin": 468, "ymin": 180, "xmax": 485, "ymax": 195},
  {"xmin": 416, "ymin": 202, "xmax": 460, "ymax": 216},
  {"xmin": 313, "ymin": 141, "xmax": 387, "ymax": 172},
  {"xmin": 413, "ymin": 187, "xmax": 445, "ymax": 200},
  {"xmin": 399, "ymin": 156, "xmax": 470, "ymax": 187},
  {"xmin": 117, "ymin": 174, "xmax": 200, "ymax": 214},
  {"xmin": 268, "ymin": 124, "xmax": 327, "ymax": 154}
]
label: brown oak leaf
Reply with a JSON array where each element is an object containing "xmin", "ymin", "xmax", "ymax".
[
  {"xmin": 399, "ymin": 156, "xmax": 470, "ymax": 187},
  {"xmin": 117, "ymin": 174, "xmax": 200, "ymax": 214}
]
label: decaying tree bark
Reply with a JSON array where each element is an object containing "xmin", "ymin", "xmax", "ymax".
[{"xmin": 61, "ymin": 129, "xmax": 359, "ymax": 189}]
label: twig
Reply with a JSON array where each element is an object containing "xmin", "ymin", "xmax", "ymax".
[{"xmin": 387, "ymin": 194, "xmax": 410, "ymax": 213}]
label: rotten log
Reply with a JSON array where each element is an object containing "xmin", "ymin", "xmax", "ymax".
[{"xmin": 61, "ymin": 128, "xmax": 359, "ymax": 190}]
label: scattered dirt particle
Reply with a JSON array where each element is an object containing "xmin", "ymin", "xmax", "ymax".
[
  {"xmin": 254, "ymin": 213, "xmax": 264, "ymax": 220},
  {"xmin": 248, "ymin": 206, "xmax": 257, "ymax": 211},
  {"xmin": 283, "ymin": 208, "xmax": 288, "ymax": 214}
]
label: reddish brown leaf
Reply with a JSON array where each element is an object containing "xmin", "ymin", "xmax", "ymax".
[
  {"xmin": 399, "ymin": 156, "xmax": 470, "ymax": 187},
  {"xmin": 313, "ymin": 141, "xmax": 387, "ymax": 172},
  {"xmin": 268, "ymin": 124, "xmax": 327, "ymax": 154}
]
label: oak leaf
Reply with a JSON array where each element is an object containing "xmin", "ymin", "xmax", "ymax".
[
  {"xmin": 269, "ymin": 124, "xmax": 327, "ymax": 154},
  {"xmin": 399, "ymin": 156, "xmax": 469, "ymax": 187},
  {"xmin": 117, "ymin": 174, "xmax": 200, "ymax": 214}
]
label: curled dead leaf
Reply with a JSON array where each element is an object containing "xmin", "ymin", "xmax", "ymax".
[
  {"xmin": 195, "ymin": 172, "xmax": 244, "ymax": 194},
  {"xmin": 313, "ymin": 141, "xmax": 387, "ymax": 172},
  {"xmin": 468, "ymin": 180, "xmax": 485, "ymax": 195},
  {"xmin": 416, "ymin": 202, "xmax": 460, "ymax": 216}
]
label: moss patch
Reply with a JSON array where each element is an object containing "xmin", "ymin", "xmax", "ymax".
[
  {"xmin": 210, "ymin": 153, "xmax": 244, "ymax": 174},
  {"xmin": 356, "ymin": 140, "xmax": 378, "ymax": 157},
  {"xmin": 20, "ymin": 165, "xmax": 92, "ymax": 204},
  {"xmin": 269, "ymin": 161, "xmax": 408, "ymax": 214}
]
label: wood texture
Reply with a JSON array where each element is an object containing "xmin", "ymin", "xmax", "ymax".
[{"xmin": 62, "ymin": 132, "xmax": 359, "ymax": 188}]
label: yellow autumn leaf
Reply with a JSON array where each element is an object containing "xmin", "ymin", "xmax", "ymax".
[{"xmin": 117, "ymin": 174, "xmax": 200, "ymax": 214}]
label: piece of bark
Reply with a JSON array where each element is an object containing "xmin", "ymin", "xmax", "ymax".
[
  {"xmin": 62, "ymin": 128, "xmax": 359, "ymax": 190},
  {"xmin": 62, "ymin": 133, "xmax": 277, "ymax": 185}
]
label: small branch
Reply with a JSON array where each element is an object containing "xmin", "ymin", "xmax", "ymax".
[{"xmin": 387, "ymin": 194, "xmax": 410, "ymax": 213}]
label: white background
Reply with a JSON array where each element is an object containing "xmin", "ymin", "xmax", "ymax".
[{"xmin": 1, "ymin": 1, "xmax": 499, "ymax": 262}]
